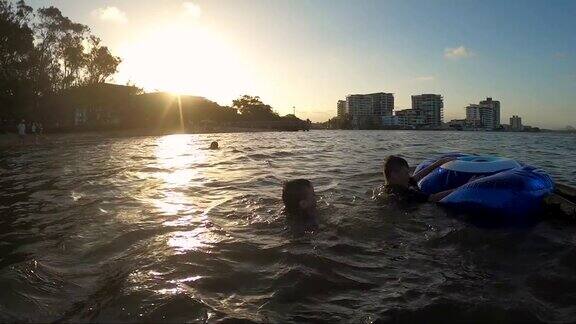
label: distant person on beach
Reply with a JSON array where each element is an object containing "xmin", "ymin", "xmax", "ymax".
[
  {"xmin": 31, "ymin": 122, "xmax": 38, "ymax": 143},
  {"xmin": 209, "ymin": 141, "xmax": 219, "ymax": 150},
  {"xmin": 17, "ymin": 120, "xmax": 26, "ymax": 142},
  {"xmin": 383, "ymin": 155, "xmax": 459, "ymax": 203},
  {"xmin": 282, "ymin": 179, "xmax": 318, "ymax": 230}
]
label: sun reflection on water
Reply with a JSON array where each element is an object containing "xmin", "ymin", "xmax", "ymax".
[
  {"xmin": 167, "ymin": 229, "xmax": 211, "ymax": 254},
  {"xmin": 151, "ymin": 134, "xmax": 220, "ymax": 255},
  {"xmin": 150, "ymin": 134, "xmax": 206, "ymax": 215},
  {"xmin": 155, "ymin": 134, "xmax": 206, "ymax": 174}
]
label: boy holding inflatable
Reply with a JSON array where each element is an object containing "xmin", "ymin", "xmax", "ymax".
[{"xmin": 383, "ymin": 155, "xmax": 458, "ymax": 203}]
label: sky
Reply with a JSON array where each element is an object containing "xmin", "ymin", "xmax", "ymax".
[{"xmin": 26, "ymin": 0, "xmax": 576, "ymax": 128}]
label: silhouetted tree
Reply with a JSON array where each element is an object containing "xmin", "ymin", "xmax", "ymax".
[
  {"xmin": 84, "ymin": 36, "xmax": 121, "ymax": 84},
  {"xmin": 326, "ymin": 114, "xmax": 352, "ymax": 129},
  {"xmin": 0, "ymin": 0, "xmax": 122, "ymax": 121},
  {"xmin": 232, "ymin": 95, "xmax": 279, "ymax": 121},
  {"xmin": 59, "ymin": 32, "xmax": 86, "ymax": 88},
  {"xmin": 34, "ymin": 5, "xmax": 89, "ymax": 92},
  {"xmin": 0, "ymin": 0, "xmax": 35, "ymax": 118}
]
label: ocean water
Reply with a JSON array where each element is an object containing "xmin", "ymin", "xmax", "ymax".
[{"xmin": 0, "ymin": 130, "xmax": 575, "ymax": 323}]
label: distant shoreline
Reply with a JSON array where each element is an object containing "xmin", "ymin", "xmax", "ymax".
[
  {"xmin": 311, "ymin": 127, "xmax": 575, "ymax": 134},
  {"xmin": 0, "ymin": 126, "xmax": 298, "ymax": 148},
  {"xmin": 2, "ymin": 127, "xmax": 574, "ymax": 149}
]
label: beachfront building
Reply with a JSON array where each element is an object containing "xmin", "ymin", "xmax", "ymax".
[
  {"xmin": 447, "ymin": 119, "xmax": 468, "ymax": 130},
  {"xmin": 337, "ymin": 100, "xmax": 347, "ymax": 117},
  {"xmin": 510, "ymin": 115, "xmax": 523, "ymax": 131},
  {"xmin": 411, "ymin": 94, "xmax": 444, "ymax": 127},
  {"xmin": 381, "ymin": 115, "xmax": 399, "ymax": 126},
  {"xmin": 466, "ymin": 104, "xmax": 492, "ymax": 129},
  {"xmin": 346, "ymin": 94, "xmax": 372, "ymax": 128},
  {"xmin": 465, "ymin": 97, "xmax": 501, "ymax": 130},
  {"xmin": 370, "ymin": 92, "xmax": 394, "ymax": 117},
  {"xmin": 480, "ymin": 97, "xmax": 501, "ymax": 129},
  {"xmin": 466, "ymin": 104, "xmax": 481, "ymax": 128},
  {"xmin": 345, "ymin": 92, "xmax": 394, "ymax": 128},
  {"xmin": 395, "ymin": 109, "xmax": 425, "ymax": 128}
]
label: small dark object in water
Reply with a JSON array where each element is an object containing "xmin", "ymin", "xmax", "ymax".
[{"xmin": 209, "ymin": 141, "xmax": 219, "ymax": 150}]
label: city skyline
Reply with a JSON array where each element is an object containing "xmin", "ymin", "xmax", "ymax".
[
  {"xmin": 336, "ymin": 91, "xmax": 545, "ymax": 131},
  {"xmin": 24, "ymin": 0, "xmax": 576, "ymax": 129}
]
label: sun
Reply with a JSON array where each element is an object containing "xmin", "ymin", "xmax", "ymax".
[{"xmin": 117, "ymin": 22, "xmax": 253, "ymax": 103}]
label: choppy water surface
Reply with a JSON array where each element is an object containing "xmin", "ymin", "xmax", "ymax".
[{"xmin": 1, "ymin": 130, "xmax": 575, "ymax": 323}]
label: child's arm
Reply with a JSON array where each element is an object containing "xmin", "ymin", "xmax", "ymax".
[
  {"xmin": 412, "ymin": 157, "xmax": 457, "ymax": 182},
  {"xmin": 428, "ymin": 176, "xmax": 480, "ymax": 202}
]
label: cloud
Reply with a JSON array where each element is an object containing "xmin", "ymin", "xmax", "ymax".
[
  {"xmin": 415, "ymin": 76, "xmax": 435, "ymax": 81},
  {"xmin": 92, "ymin": 6, "xmax": 128, "ymax": 24},
  {"xmin": 444, "ymin": 46, "xmax": 473, "ymax": 59},
  {"xmin": 182, "ymin": 2, "xmax": 202, "ymax": 18}
]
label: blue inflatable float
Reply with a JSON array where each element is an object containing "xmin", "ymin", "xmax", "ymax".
[{"xmin": 416, "ymin": 153, "xmax": 555, "ymax": 220}]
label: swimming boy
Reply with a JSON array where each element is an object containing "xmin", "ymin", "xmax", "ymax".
[
  {"xmin": 282, "ymin": 179, "xmax": 318, "ymax": 229},
  {"xmin": 383, "ymin": 155, "xmax": 458, "ymax": 203}
]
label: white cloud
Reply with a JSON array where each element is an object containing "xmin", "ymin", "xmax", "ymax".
[
  {"xmin": 415, "ymin": 76, "xmax": 435, "ymax": 81},
  {"xmin": 182, "ymin": 2, "xmax": 202, "ymax": 18},
  {"xmin": 444, "ymin": 46, "xmax": 473, "ymax": 59},
  {"xmin": 92, "ymin": 6, "xmax": 128, "ymax": 24}
]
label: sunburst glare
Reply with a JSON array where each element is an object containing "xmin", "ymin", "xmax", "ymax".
[{"xmin": 117, "ymin": 22, "xmax": 254, "ymax": 104}]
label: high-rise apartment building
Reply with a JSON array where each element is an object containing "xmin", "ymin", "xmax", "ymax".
[
  {"xmin": 411, "ymin": 94, "xmax": 444, "ymax": 126},
  {"xmin": 466, "ymin": 104, "xmax": 494, "ymax": 129},
  {"xmin": 465, "ymin": 97, "xmax": 501, "ymax": 130},
  {"xmin": 337, "ymin": 100, "xmax": 347, "ymax": 117},
  {"xmin": 479, "ymin": 97, "xmax": 501, "ymax": 129},
  {"xmin": 466, "ymin": 104, "xmax": 482, "ymax": 128},
  {"xmin": 510, "ymin": 115, "xmax": 523, "ymax": 131},
  {"xmin": 345, "ymin": 92, "xmax": 394, "ymax": 128},
  {"xmin": 370, "ymin": 92, "xmax": 394, "ymax": 117}
]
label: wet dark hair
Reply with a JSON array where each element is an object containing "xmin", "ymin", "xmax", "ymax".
[
  {"xmin": 383, "ymin": 155, "xmax": 409, "ymax": 181},
  {"xmin": 282, "ymin": 179, "xmax": 312, "ymax": 214},
  {"xmin": 210, "ymin": 141, "xmax": 218, "ymax": 149}
]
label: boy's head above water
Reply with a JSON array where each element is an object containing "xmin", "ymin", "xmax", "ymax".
[
  {"xmin": 282, "ymin": 179, "xmax": 317, "ymax": 217},
  {"xmin": 384, "ymin": 155, "xmax": 411, "ymax": 186}
]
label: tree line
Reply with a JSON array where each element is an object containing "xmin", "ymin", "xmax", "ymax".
[
  {"xmin": 0, "ymin": 0, "xmax": 121, "ymax": 121},
  {"xmin": 131, "ymin": 93, "xmax": 310, "ymax": 131}
]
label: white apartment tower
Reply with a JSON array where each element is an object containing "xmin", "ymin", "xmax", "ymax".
[
  {"xmin": 479, "ymin": 97, "xmax": 501, "ymax": 129},
  {"xmin": 510, "ymin": 115, "xmax": 523, "ymax": 131},
  {"xmin": 411, "ymin": 94, "xmax": 444, "ymax": 126},
  {"xmin": 465, "ymin": 97, "xmax": 501, "ymax": 130},
  {"xmin": 345, "ymin": 92, "xmax": 394, "ymax": 128}
]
